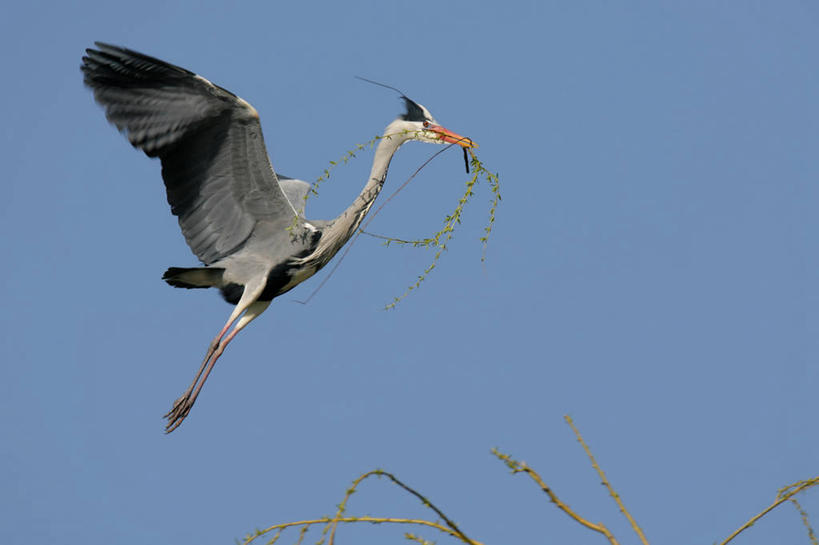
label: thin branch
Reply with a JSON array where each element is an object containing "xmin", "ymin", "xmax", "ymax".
[
  {"xmin": 323, "ymin": 469, "xmax": 477, "ymax": 545},
  {"xmin": 779, "ymin": 477, "xmax": 819, "ymax": 500},
  {"xmin": 294, "ymin": 141, "xmax": 456, "ymax": 306},
  {"xmin": 359, "ymin": 230, "xmax": 436, "ymax": 247},
  {"xmin": 492, "ymin": 448, "xmax": 621, "ymax": 545},
  {"xmin": 380, "ymin": 471, "xmax": 475, "ymax": 545},
  {"xmin": 293, "ymin": 134, "xmax": 500, "ymax": 309},
  {"xmin": 790, "ymin": 498, "xmax": 818, "ymax": 545},
  {"xmin": 292, "ymin": 524, "xmax": 309, "ymax": 545},
  {"xmin": 243, "ymin": 466, "xmax": 480, "ymax": 545},
  {"xmin": 325, "ymin": 469, "xmax": 381, "ymax": 545},
  {"xmin": 264, "ymin": 528, "xmax": 282, "ymax": 545},
  {"xmin": 466, "ymin": 149, "xmax": 501, "ymax": 263},
  {"xmin": 242, "ymin": 517, "xmax": 481, "ymax": 545},
  {"xmin": 564, "ymin": 415, "xmax": 649, "ymax": 545},
  {"xmin": 719, "ymin": 476, "xmax": 819, "ymax": 545},
  {"xmin": 405, "ymin": 532, "xmax": 436, "ymax": 545}
]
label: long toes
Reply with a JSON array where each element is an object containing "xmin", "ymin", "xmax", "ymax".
[
  {"xmin": 165, "ymin": 418, "xmax": 184, "ymax": 433},
  {"xmin": 164, "ymin": 410, "xmax": 188, "ymax": 433},
  {"xmin": 166, "ymin": 403, "xmax": 189, "ymax": 422},
  {"xmin": 163, "ymin": 396, "xmax": 188, "ymax": 419},
  {"xmin": 163, "ymin": 398, "xmax": 191, "ymax": 432}
]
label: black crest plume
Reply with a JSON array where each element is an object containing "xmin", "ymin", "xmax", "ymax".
[{"xmin": 355, "ymin": 76, "xmax": 426, "ymax": 122}]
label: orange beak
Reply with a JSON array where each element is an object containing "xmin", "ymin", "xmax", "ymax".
[{"xmin": 428, "ymin": 124, "xmax": 478, "ymax": 148}]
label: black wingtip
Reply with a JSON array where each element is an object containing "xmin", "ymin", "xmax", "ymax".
[{"xmin": 81, "ymin": 41, "xmax": 197, "ymax": 86}]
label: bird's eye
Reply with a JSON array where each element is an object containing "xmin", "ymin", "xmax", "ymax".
[{"xmin": 423, "ymin": 120, "xmax": 430, "ymax": 128}]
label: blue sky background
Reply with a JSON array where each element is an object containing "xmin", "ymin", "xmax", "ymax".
[{"xmin": 1, "ymin": 1, "xmax": 817, "ymax": 544}]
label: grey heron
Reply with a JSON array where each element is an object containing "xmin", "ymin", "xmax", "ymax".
[{"xmin": 81, "ymin": 43, "xmax": 476, "ymax": 432}]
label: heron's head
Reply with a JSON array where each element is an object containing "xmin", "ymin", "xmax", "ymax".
[{"xmin": 385, "ymin": 97, "xmax": 477, "ymax": 149}]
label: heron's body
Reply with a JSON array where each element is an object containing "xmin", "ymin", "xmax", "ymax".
[{"xmin": 81, "ymin": 42, "xmax": 475, "ymax": 432}]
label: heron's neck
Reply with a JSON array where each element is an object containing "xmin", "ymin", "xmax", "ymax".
[
  {"xmin": 339, "ymin": 134, "xmax": 402, "ymax": 231},
  {"xmin": 302, "ymin": 132, "xmax": 403, "ymax": 269}
]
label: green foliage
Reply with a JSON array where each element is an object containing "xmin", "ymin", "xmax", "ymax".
[
  {"xmin": 288, "ymin": 135, "xmax": 383, "ymax": 231},
  {"xmin": 373, "ymin": 149, "xmax": 501, "ymax": 310},
  {"xmin": 308, "ymin": 136, "xmax": 382, "ymax": 203},
  {"xmin": 303, "ymin": 136, "xmax": 501, "ymax": 309}
]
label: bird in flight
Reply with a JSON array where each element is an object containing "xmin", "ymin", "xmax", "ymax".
[{"xmin": 81, "ymin": 42, "xmax": 476, "ymax": 432}]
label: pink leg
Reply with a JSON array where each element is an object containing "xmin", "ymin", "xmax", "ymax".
[
  {"xmin": 164, "ymin": 318, "xmax": 236, "ymax": 416},
  {"xmin": 165, "ymin": 299, "xmax": 271, "ymax": 433}
]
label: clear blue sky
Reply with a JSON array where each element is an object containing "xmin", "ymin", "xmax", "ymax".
[{"xmin": 1, "ymin": 1, "xmax": 817, "ymax": 544}]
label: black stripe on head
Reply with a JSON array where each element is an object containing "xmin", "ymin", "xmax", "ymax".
[{"xmin": 401, "ymin": 96, "xmax": 426, "ymax": 122}]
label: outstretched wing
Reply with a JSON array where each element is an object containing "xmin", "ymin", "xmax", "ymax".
[{"xmin": 81, "ymin": 42, "xmax": 297, "ymax": 265}]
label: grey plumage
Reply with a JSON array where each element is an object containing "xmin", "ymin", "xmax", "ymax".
[
  {"xmin": 82, "ymin": 42, "xmax": 476, "ymax": 432},
  {"xmin": 277, "ymin": 176, "xmax": 312, "ymax": 216},
  {"xmin": 83, "ymin": 43, "xmax": 305, "ymax": 266}
]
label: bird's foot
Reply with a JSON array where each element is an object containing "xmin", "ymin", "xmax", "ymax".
[{"xmin": 164, "ymin": 395, "xmax": 192, "ymax": 433}]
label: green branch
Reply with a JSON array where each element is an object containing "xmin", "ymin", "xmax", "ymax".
[{"xmin": 304, "ymin": 137, "xmax": 501, "ymax": 309}]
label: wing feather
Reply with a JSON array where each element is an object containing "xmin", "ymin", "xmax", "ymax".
[
  {"xmin": 82, "ymin": 42, "xmax": 296, "ymax": 264},
  {"xmin": 277, "ymin": 177, "xmax": 312, "ymax": 217}
]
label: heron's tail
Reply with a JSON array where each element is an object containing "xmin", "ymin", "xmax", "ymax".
[{"xmin": 162, "ymin": 267, "xmax": 225, "ymax": 289}]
